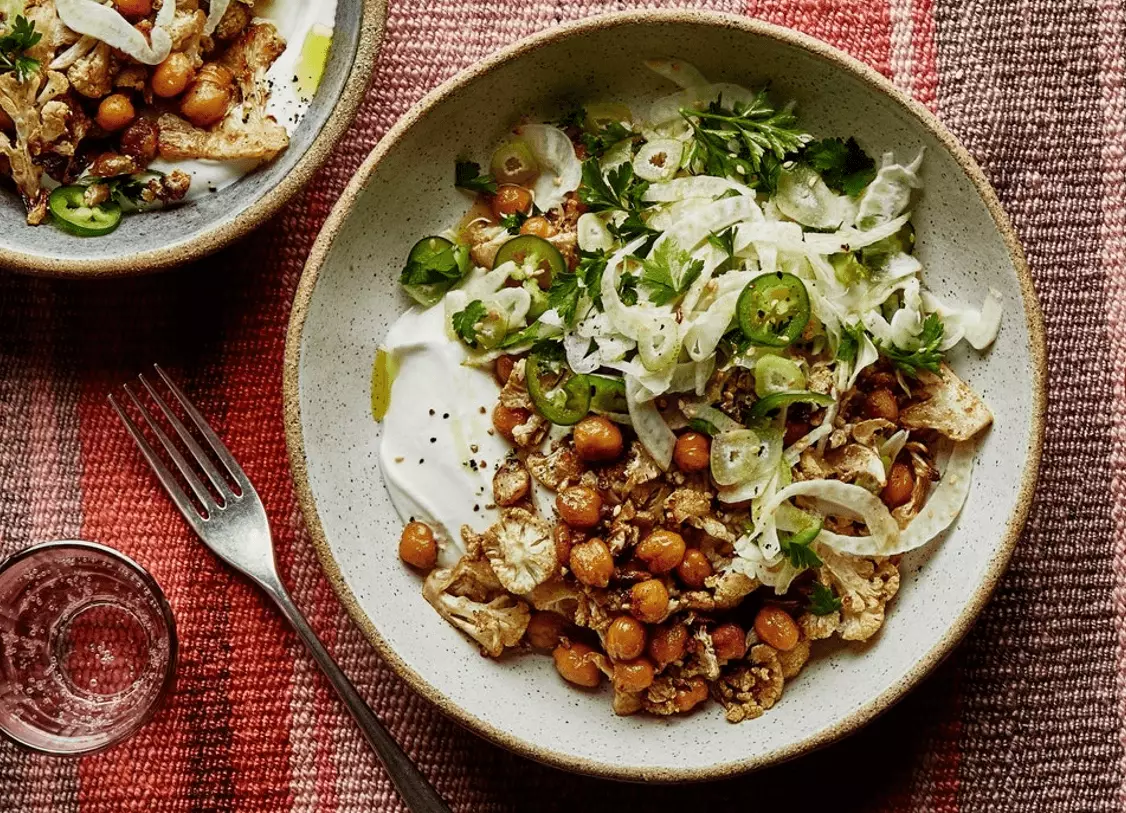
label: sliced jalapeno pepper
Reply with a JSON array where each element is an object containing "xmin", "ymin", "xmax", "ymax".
[
  {"xmin": 737, "ymin": 272, "xmax": 811, "ymax": 347},
  {"xmin": 399, "ymin": 235, "xmax": 470, "ymax": 307},
  {"xmin": 526, "ymin": 347, "xmax": 590, "ymax": 426},
  {"xmin": 586, "ymin": 374, "xmax": 628, "ymax": 416},
  {"xmin": 748, "ymin": 390, "xmax": 834, "ymax": 420},
  {"xmin": 49, "ymin": 185, "xmax": 122, "ymax": 237},
  {"xmin": 494, "ymin": 235, "xmax": 566, "ymax": 282}
]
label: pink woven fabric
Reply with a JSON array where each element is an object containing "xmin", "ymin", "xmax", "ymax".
[{"xmin": 0, "ymin": 0, "xmax": 1121, "ymax": 809}]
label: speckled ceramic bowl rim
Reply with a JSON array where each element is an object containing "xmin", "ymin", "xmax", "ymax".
[
  {"xmin": 1, "ymin": 0, "xmax": 387, "ymax": 278},
  {"xmin": 283, "ymin": 9, "xmax": 1047, "ymax": 783}
]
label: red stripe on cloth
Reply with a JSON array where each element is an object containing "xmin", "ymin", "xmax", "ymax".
[
  {"xmin": 747, "ymin": 0, "xmax": 894, "ymax": 78},
  {"xmin": 910, "ymin": 0, "xmax": 938, "ymax": 109}
]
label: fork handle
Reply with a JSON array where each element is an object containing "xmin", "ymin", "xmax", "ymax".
[{"xmin": 265, "ymin": 584, "xmax": 453, "ymax": 813}]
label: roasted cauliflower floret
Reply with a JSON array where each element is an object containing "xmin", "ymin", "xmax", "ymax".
[
  {"xmin": 423, "ymin": 557, "xmax": 530, "ymax": 657},
  {"xmin": 492, "ymin": 458, "xmax": 530, "ymax": 507},
  {"xmin": 480, "ymin": 507, "xmax": 557, "ymax": 595},
  {"xmin": 900, "ymin": 363, "xmax": 993, "ymax": 441},
  {"xmin": 814, "ymin": 546, "xmax": 900, "ymax": 641},
  {"xmin": 712, "ymin": 644, "xmax": 785, "ymax": 723},
  {"xmin": 526, "ymin": 444, "xmax": 584, "ymax": 491},
  {"xmin": 664, "ymin": 487, "xmax": 712, "ymax": 524},
  {"xmin": 525, "ymin": 579, "xmax": 610, "ymax": 632},
  {"xmin": 824, "ymin": 443, "xmax": 887, "ymax": 491}
]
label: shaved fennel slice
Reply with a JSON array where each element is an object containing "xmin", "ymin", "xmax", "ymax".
[
  {"xmin": 801, "ymin": 212, "xmax": 913, "ymax": 257},
  {"xmin": 643, "ymin": 175, "xmax": 753, "ymax": 203},
  {"xmin": 645, "ymin": 58, "xmax": 710, "ymax": 89},
  {"xmin": 57, "ymin": 0, "xmax": 174, "ymax": 65},
  {"xmin": 648, "ymin": 82, "xmax": 758, "ymax": 127},
  {"xmin": 776, "ymin": 165, "xmax": 858, "ymax": 230},
  {"xmin": 846, "ymin": 333, "xmax": 880, "ymax": 389},
  {"xmin": 658, "ymin": 195, "xmax": 763, "ymax": 253},
  {"xmin": 855, "ymin": 150, "xmax": 924, "ymax": 229},
  {"xmin": 756, "ymin": 479, "xmax": 900, "ymax": 555},
  {"xmin": 626, "ymin": 375, "xmax": 675, "ymax": 469},
  {"xmin": 923, "ymin": 288, "xmax": 1004, "ymax": 351},
  {"xmin": 203, "ymin": 0, "xmax": 229, "ymax": 35},
  {"xmin": 819, "ymin": 440, "xmax": 977, "ymax": 556},
  {"xmin": 514, "ymin": 124, "xmax": 582, "ymax": 212}
]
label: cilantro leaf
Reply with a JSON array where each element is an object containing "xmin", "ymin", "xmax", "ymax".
[
  {"xmin": 499, "ymin": 321, "xmax": 550, "ymax": 348},
  {"xmin": 581, "ymin": 119, "xmax": 635, "ymax": 159},
  {"xmin": 681, "ymin": 90, "xmax": 811, "ymax": 191},
  {"xmin": 618, "ymin": 273, "xmax": 639, "ymax": 306},
  {"xmin": 803, "ymin": 137, "xmax": 876, "ymax": 197},
  {"xmin": 637, "ymin": 238, "xmax": 704, "ymax": 306},
  {"xmin": 707, "ymin": 226, "xmax": 737, "ymax": 258},
  {"xmin": 454, "ymin": 160, "xmax": 497, "ymax": 195},
  {"xmin": 577, "ymin": 159, "xmax": 648, "ymax": 213},
  {"xmin": 607, "ymin": 210, "xmax": 659, "ymax": 254},
  {"xmin": 807, "ymin": 582, "xmax": 842, "ymax": 616},
  {"xmin": 499, "ymin": 211, "xmax": 527, "ymax": 234},
  {"xmin": 451, "ymin": 300, "xmax": 487, "ymax": 347},
  {"xmin": 835, "ymin": 321, "xmax": 867, "ymax": 364},
  {"xmin": 877, "ymin": 313, "xmax": 945, "ymax": 377},
  {"xmin": 556, "ymin": 108, "xmax": 587, "ymax": 130},
  {"xmin": 687, "ymin": 418, "xmax": 718, "ymax": 436},
  {"xmin": 779, "ymin": 522, "xmax": 823, "ymax": 570},
  {"xmin": 577, "ymin": 250, "xmax": 608, "ymax": 309},
  {"xmin": 546, "ymin": 271, "xmax": 581, "ymax": 325},
  {"xmin": 399, "ymin": 239, "xmax": 469, "ymax": 306},
  {"xmin": 0, "ymin": 16, "xmax": 41, "ymax": 82}
]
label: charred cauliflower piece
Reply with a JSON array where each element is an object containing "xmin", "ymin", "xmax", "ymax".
[
  {"xmin": 712, "ymin": 644, "xmax": 785, "ymax": 723},
  {"xmin": 423, "ymin": 557, "xmax": 530, "ymax": 657},
  {"xmin": 526, "ymin": 444, "xmax": 584, "ymax": 491},
  {"xmin": 492, "ymin": 458, "xmax": 530, "ymax": 507},
  {"xmin": 900, "ymin": 363, "xmax": 993, "ymax": 441},
  {"xmin": 480, "ymin": 507, "xmax": 557, "ymax": 595},
  {"xmin": 810, "ymin": 546, "xmax": 900, "ymax": 641}
]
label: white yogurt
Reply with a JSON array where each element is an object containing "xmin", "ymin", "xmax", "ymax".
[
  {"xmin": 379, "ymin": 306, "xmax": 514, "ymax": 567},
  {"xmin": 153, "ymin": 0, "xmax": 338, "ymax": 200}
]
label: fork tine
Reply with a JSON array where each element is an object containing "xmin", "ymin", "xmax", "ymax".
[
  {"xmin": 109, "ymin": 393, "xmax": 205, "ymax": 523},
  {"xmin": 138, "ymin": 372, "xmax": 232, "ymax": 499},
  {"xmin": 154, "ymin": 364, "xmax": 250, "ymax": 487},
  {"xmin": 121, "ymin": 383, "xmax": 215, "ymax": 510}
]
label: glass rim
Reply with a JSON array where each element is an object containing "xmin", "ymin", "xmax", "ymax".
[{"xmin": 0, "ymin": 539, "xmax": 179, "ymax": 757}]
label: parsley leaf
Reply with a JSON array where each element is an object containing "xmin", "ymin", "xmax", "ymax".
[
  {"xmin": 779, "ymin": 521, "xmax": 824, "ymax": 570},
  {"xmin": 577, "ymin": 250, "xmax": 608, "ymax": 308},
  {"xmin": 399, "ymin": 239, "xmax": 469, "ymax": 306},
  {"xmin": 637, "ymin": 239, "xmax": 704, "ymax": 306},
  {"xmin": 807, "ymin": 582, "xmax": 842, "ymax": 616},
  {"xmin": 451, "ymin": 300, "xmax": 487, "ymax": 347},
  {"xmin": 803, "ymin": 137, "xmax": 876, "ymax": 197},
  {"xmin": 0, "ymin": 16, "xmax": 41, "ymax": 82},
  {"xmin": 687, "ymin": 418, "xmax": 718, "ymax": 436},
  {"xmin": 582, "ymin": 120, "xmax": 635, "ymax": 159},
  {"xmin": 454, "ymin": 160, "xmax": 497, "ymax": 195},
  {"xmin": 618, "ymin": 273, "xmax": 639, "ymax": 306},
  {"xmin": 577, "ymin": 159, "xmax": 648, "ymax": 213},
  {"xmin": 835, "ymin": 321, "xmax": 867, "ymax": 364},
  {"xmin": 607, "ymin": 209, "xmax": 659, "ymax": 251},
  {"xmin": 681, "ymin": 90, "xmax": 811, "ymax": 192},
  {"xmin": 499, "ymin": 211, "xmax": 527, "ymax": 234},
  {"xmin": 556, "ymin": 108, "xmax": 587, "ymax": 130},
  {"xmin": 877, "ymin": 313, "xmax": 945, "ymax": 377},
  {"xmin": 707, "ymin": 226, "xmax": 737, "ymax": 258},
  {"xmin": 546, "ymin": 271, "xmax": 581, "ymax": 325}
]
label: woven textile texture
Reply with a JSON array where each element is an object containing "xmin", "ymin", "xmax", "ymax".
[{"xmin": 0, "ymin": 0, "xmax": 1123, "ymax": 809}]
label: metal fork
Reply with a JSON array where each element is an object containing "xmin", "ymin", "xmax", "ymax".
[{"xmin": 109, "ymin": 365, "xmax": 451, "ymax": 813}]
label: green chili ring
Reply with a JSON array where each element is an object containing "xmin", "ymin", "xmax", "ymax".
[
  {"xmin": 526, "ymin": 349, "xmax": 591, "ymax": 425},
  {"xmin": 494, "ymin": 235, "xmax": 567, "ymax": 282},
  {"xmin": 49, "ymin": 185, "xmax": 122, "ymax": 237},
  {"xmin": 748, "ymin": 390, "xmax": 834, "ymax": 420},
  {"xmin": 737, "ymin": 272, "xmax": 811, "ymax": 347}
]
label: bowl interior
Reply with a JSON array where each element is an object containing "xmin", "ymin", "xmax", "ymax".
[
  {"xmin": 289, "ymin": 15, "xmax": 1041, "ymax": 780},
  {"xmin": 0, "ymin": 0, "xmax": 367, "ymax": 274}
]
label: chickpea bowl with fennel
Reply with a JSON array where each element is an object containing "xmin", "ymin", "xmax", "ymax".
[
  {"xmin": 286, "ymin": 10, "xmax": 1044, "ymax": 780},
  {"xmin": 0, "ymin": 0, "xmax": 385, "ymax": 276}
]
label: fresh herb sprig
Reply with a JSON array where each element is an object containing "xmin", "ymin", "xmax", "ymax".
[
  {"xmin": 779, "ymin": 522, "xmax": 823, "ymax": 570},
  {"xmin": 451, "ymin": 300, "xmax": 487, "ymax": 347},
  {"xmin": 0, "ymin": 16, "xmax": 41, "ymax": 83},
  {"xmin": 681, "ymin": 90, "xmax": 811, "ymax": 192},
  {"xmin": 454, "ymin": 160, "xmax": 497, "ymax": 195},
  {"xmin": 637, "ymin": 238, "xmax": 703, "ymax": 306},
  {"xmin": 878, "ymin": 313, "xmax": 945, "ymax": 377},
  {"xmin": 499, "ymin": 211, "xmax": 527, "ymax": 234},
  {"xmin": 803, "ymin": 137, "xmax": 876, "ymax": 197},
  {"xmin": 577, "ymin": 159, "xmax": 648, "ymax": 213},
  {"xmin": 807, "ymin": 582, "xmax": 842, "ymax": 616}
]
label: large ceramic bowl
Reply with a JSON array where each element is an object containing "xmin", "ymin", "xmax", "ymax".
[
  {"xmin": 284, "ymin": 10, "xmax": 1045, "ymax": 781},
  {"xmin": 0, "ymin": 0, "xmax": 385, "ymax": 277}
]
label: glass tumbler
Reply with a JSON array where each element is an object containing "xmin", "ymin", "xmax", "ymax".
[{"xmin": 0, "ymin": 540, "xmax": 177, "ymax": 755}]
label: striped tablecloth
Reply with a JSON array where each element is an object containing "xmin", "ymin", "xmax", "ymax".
[{"xmin": 1, "ymin": 0, "xmax": 1122, "ymax": 809}]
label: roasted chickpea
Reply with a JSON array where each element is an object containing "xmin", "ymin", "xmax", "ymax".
[
  {"xmin": 526, "ymin": 612, "xmax": 568, "ymax": 651},
  {"xmin": 520, "ymin": 215, "xmax": 556, "ymax": 237},
  {"xmin": 95, "ymin": 93, "xmax": 135, "ymax": 132},
  {"xmin": 864, "ymin": 388, "xmax": 900, "ymax": 422},
  {"xmin": 552, "ymin": 641, "xmax": 603, "ymax": 688},
  {"xmin": 119, "ymin": 118, "xmax": 159, "ymax": 162},
  {"xmin": 556, "ymin": 486, "xmax": 602, "ymax": 530},
  {"xmin": 673, "ymin": 677, "xmax": 709, "ymax": 713},
  {"xmin": 572, "ymin": 416, "xmax": 623, "ymax": 463},
  {"xmin": 648, "ymin": 622, "xmax": 688, "ymax": 669},
  {"xmin": 636, "ymin": 529, "xmax": 686, "ymax": 574},
  {"xmin": 613, "ymin": 658, "xmax": 656, "ymax": 693},
  {"xmin": 754, "ymin": 605, "xmax": 799, "ymax": 652},
  {"xmin": 605, "ymin": 616, "xmax": 647, "ymax": 661},
  {"xmin": 114, "ymin": 0, "xmax": 151, "ymax": 18},
  {"xmin": 882, "ymin": 460, "xmax": 915, "ymax": 508},
  {"xmin": 675, "ymin": 548, "xmax": 713, "ymax": 589},
  {"xmin": 629, "ymin": 579, "xmax": 670, "ymax": 624},
  {"xmin": 151, "ymin": 52, "xmax": 195, "ymax": 98},
  {"xmin": 673, "ymin": 432, "xmax": 710, "ymax": 473},
  {"xmin": 783, "ymin": 420, "xmax": 810, "ymax": 447},
  {"xmin": 494, "ymin": 354, "xmax": 516, "ymax": 385},
  {"xmin": 569, "ymin": 537, "xmax": 613, "ymax": 588},
  {"xmin": 492, "ymin": 403, "xmax": 529, "ymax": 442},
  {"xmin": 553, "ymin": 523, "xmax": 583, "ymax": 568},
  {"xmin": 491, "ymin": 184, "xmax": 533, "ymax": 218},
  {"xmin": 180, "ymin": 64, "xmax": 235, "ymax": 128},
  {"xmin": 711, "ymin": 623, "xmax": 747, "ymax": 662},
  {"xmin": 398, "ymin": 521, "xmax": 437, "ymax": 570}
]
